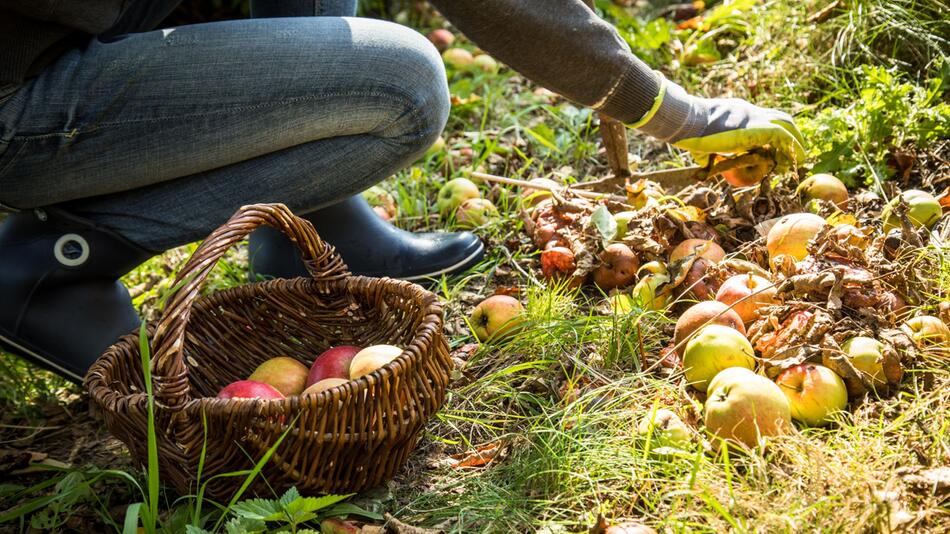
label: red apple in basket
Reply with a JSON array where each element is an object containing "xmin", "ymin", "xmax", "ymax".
[
  {"xmin": 349, "ymin": 344, "xmax": 403, "ymax": 379},
  {"xmin": 306, "ymin": 345, "xmax": 362, "ymax": 387},
  {"xmin": 248, "ymin": 356, "xmax": 309, "ymax": 396},
  {"xmin": 217, "ymin": 380, "xmax": 284, "ymax": 400}
]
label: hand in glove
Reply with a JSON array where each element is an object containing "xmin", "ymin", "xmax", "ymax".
[{"xmin": 633, "ymin": 75, "xmax": 805, "ymax": 171}]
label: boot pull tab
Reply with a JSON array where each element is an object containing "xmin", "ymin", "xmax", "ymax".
[{"xmin": 54, "ymin": 234, "xmax": 90, "ymax": 267}]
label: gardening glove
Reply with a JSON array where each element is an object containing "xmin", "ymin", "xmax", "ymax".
[{"xmin": 632, "ymin": 73, "xmax": 806, "ymax": 171}]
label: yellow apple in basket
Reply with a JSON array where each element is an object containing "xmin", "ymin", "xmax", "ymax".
[
  {"xmin": 349, "ymin": 345, "xmax": 403, "ymax": 379},
  {"xmin": 248, "ymin": 356, "xmax": 309, "ymax": 396}
]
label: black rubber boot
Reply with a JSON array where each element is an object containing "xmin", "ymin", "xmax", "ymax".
[
  {"xmin": 248, "ymin": 196, "xmax": 485, "ymax": 281},
  {"xmin": 0, "ymin": 208, "xmax": 156, "ymax": 382}
]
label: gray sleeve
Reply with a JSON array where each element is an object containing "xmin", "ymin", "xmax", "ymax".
[
  {"xmin": 428, "ymin": 0, "xmax": 661, "ymax": 123},
  {"xmin": 0, "ymin": 0, "xmax": 125, "ymax": 34}
]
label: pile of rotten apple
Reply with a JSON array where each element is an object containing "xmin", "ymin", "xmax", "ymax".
[
  {"xmin": 216, "ymin": 344, "xmax": 403, "ymax": 400},
  {"xmin": 472, "ymin": 164, "xmax": 948, "ymax": 451}
]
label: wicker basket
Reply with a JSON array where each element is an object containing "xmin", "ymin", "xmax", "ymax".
[{"xmin": 85, "ymin": 204, "xmax": 452, "ymax": 498}]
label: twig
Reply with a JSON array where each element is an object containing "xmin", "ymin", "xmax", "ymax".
[{"xmin": 468, "ymin": 171, "xmax": 627, "ymax": 203}]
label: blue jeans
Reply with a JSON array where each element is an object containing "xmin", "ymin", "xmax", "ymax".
[{"xmin": 0, "ymin": 0, "xmax": 448, "ymax": 251}]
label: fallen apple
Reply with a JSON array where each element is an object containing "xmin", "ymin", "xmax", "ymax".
[
  {"xmin": 456, "ymin": 198, "xmax": 499, "ymax": 228},
  {"xmin": 436, "ymin": 177, "xmax": 480, "ymax": 216},
  {"xmin": 248, "ymin": 356, "xmax": 309, "ymax": 396},
  {"xmin": 720, "ymin": 158, "xmax": 772, "ymax": 187},
  {"xmin": 705, "ymin": 367, "xmax": 791, "ymax": 449},
  {"xmin": 349, "ymin": 344, "xmax": 403, "ymax": 379},
  {"xmin": 521, "ymin": 178, "xmax": 558, "ymax": 209},
  {"xmin": 441, "ymin": 47, "xmax": 474, "ymax": 69},
  {"xmin": 424, "ymin": 135, "xmax": 446, "ymax": 158},
  {"xmin": 631, "ymin": 262, "xmax": 670, "ymax": 311},
  {"xmin": 473, "ymin": 54, "xmax": 499, "ymax": 73},
  {"xmin": 470, "ymin": 295, "xmax": 525, "ymax": 341},
  {"xmin": 682, "ymin": 324, "xmax": 756, "ymax": 392},
  {"xmin": 321, "ymin": 518, "xmax": 361, "ymax": 534},
  {"xmin": 426, "ymin": 28, "xmax": 455, "ymax": 51},
  {"xmin": 604, "ymin": 523, "xmax": 657, "ymax": 534},
  {"xmin": 302, "ymin": 378, "xmax": 350, "ymax": 396},
  {"xmin": 361, "ymin": 186, "xmax": 397, "ymax": 221},
  {"xmin": 882, "ymin": 189, "xmax": 942, "ymax": 231},
  {"xmin": 797, "ymin": 173, "xmax": 849, "ymax": 210},
  {"xmin": 903, "ymin": 315, "xmax": 950, "ymax": 348},
  {"xmin": 775, "ymin": 364, "xmax": 848, "ymax": 426},
  {"xmin": 715, "ymin": 273, "xmax": 778, "ymax": 324},
  {"xmin": 681, "ymin": 257, "xmax": 720, "ymax": 300},
  {"xmin": 217, "ymin": 380, "xmax": 284, "ymax": 400},
  {"xmin": 541, "ymin": 246, "xmax": 576, "ymax": 280},
  {"xmin": 604, "ymin": 293, "xmax": 637, "ymax": 315},
  {"xmin": 306, "ymin": 345, "xmax": 362, "ymax": 387},
  {"xmin": 593, "ymin": 243, "xmax": 640, "ymax": 290},
  {"xmin": 636, "ymin": 407, "xmax": 692, "ymax": 450},
  {"xmin": 840, "ymin": 336, "xmax": 888, "ymax": 393},
  {"xmin": 766, "ymin": 212, "xmax": 827, "ymax": 262},
  {"xmin": 669, "ymin": 239, "xmax": 725, "ymax": 265},
  {"xmin": 674, "ymin": 301, "xmax": 745, "ymax": 356}
]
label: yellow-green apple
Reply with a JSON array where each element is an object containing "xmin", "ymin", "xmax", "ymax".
[
  {"xmin": 456, "ymin": 198, "xmax": 498, "ymax": 228},
  {"xmin": 715, "ymin": 273, "xmax": 778, "ymax": 324},
  {"xmin": 669, "ymin": 239, "xmax": 725, "ymax": 265},
  {"xmin": 424, "ymin": 135, "xmax": 446, "ymax": 158},
  {"xmin": 612, "ymin": 211, "xmax": 637, "ymax": 239},
  {"xmin": 636, "ymin": 407, "xmax": 692, "ymax": 449},
  {"xmin": 603, "ymin": 293, "xmax": 636, "ymax": 315},
  {"xmin": 766, "ymin": 213, "xmax": 827, "ymax": 262},
  {"xmin": 903, "ymin": 315, "xmax": 950, "ymax": 349},
  {"xmin": 473, "ymin": 54, "xmax": 499, "ymax": 73},
  {"xmin": 774, "ymin": 364, "xmax": 848, "ymax": 426},
  {"xmin": 840, "ymin": 336, "xmax": 888, "ymax": 392},
  {"xmin": 682, "ymin": 324, "xmax": 756, "ymax": 392},
  {"xmin": 441, "ymin": 47, "xmax": 474, "ymax": 69},
  {"xmin": 436, "ymin": 177, "xmax": 480, "ymax": 216},
  {"xmin": 470, "ymin": 295, "xmax": 524, "ymax": 341},
  {"xmin": 674, "ymin": 301, "xmax": 746, "ymax": 356},
  {"xmin": 217, "ymin": 380, "xmax": 284, "ymax": 400},
  {"xmin": 631, "ymin": 262, "xmax": 669, "ymax": 311},
  {"xmin": 248, "ymin": 356, "xmax": 309, "ymax": 396},
  {"xmin": 705, "ymin": 367, "xmax": 791, "ymax": 449},
  {"xmin": 882, "ymin": 189, "xmax": 942, "ymax": 231},
  {"xmin": 593, "ymin": 243, "xmax": 640, "ymax": 290},
  {"xmin": 349, "ymin": 345, "xmax": 403, "ymax": 379},
  {"xmin": 302, "ymin": 378, "xmax": 350, "ymax": 396},
  {"xmin": 797, "ymin": 173, "xmax": 849, "ymax": 210},
  {"xmin": 361, "ymin": 186, "xmax": 397, "ymax": 221},
  {"xmin": 426, "ymin": 28, "xmax": 455, "ymax": 51},
  {"xmin": 306, "ymin": 345, "xmax": 362, "ymax": 388}
]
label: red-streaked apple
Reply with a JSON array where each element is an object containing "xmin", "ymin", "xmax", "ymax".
[
  {"xmin": 720, "ymin": 158, "xmax": 771, "ymax": 187},
  {"xmin": 349, "ymin": 345, "xmax": 403, "ymax": 379},
  {"xmin": 682, "ymin": 324, "xmax": 756, "ymax": 392},
  {"xmin": 766, "ymin": 213, "xmax": 827, "ymax": 262},
  {"xmin": 715, "ymin": 273, "xmax": 778, "ymax": 324},
  {"xmin": 248, "ymin": 356, "xmax": 308, "ymax": 396},
  {"xmin": 217, "ymin": 380, "xmax": 284, "ymax": 400},
  {"xmin": 470, "ymin": 295, "xmax": 524, "ymax": 341},
  {"xmin": 426, "ymin": 28, "xmax": 455, "ymax": 51},
  {"xmin": 705, "ymin": 367, "xmax": 791, "ymax": 449},
  {"xmin": 669, "ymin": 239, "xmax": 725, "ymax": 265},
  {"xmin": 306, "ymin": 345, "xmax": 362, "ymax": 388},
  {"xmin": 775, "ymin": 364, "xmax": 848, "ymax": 426},
  {"xmin": 673, "ymin": 301, "xmax": 745, "ymax": 356}
]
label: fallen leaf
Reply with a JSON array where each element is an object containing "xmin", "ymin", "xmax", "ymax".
[{"xmin": 444, "ymin": 441, "xmax": 503, "ymax": 469}]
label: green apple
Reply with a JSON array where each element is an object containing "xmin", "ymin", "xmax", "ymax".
[
  {"xmin": 424, "ymin": 135, "xmax": 446, "ymax": 158},
  {"xmin": 882, "ymin": 189, "xmax": 942, "ymax": 232},
  {"xmin": 840, "ymin": 336, "xmax": 887, "ymax": 392},
  {"xmin": 473, "ymin": 54, "xmax": 499, "ymax": 73},
  {"xmin": 636, "ymin": 407, "xmax": 692, "ymax": 450},
  {"xmin": 456, "ymin": 198, "xmax": 499, "ymax": 228},
  {"xmin": 436, "ymin": 177, "xmax": 480, "ymax": 216},
  {"xmin": 797, "ymin": 173, "xmax": 849, "ymax": 209},
  {"xmin": 682, "ymin": 324, "xmax": 756, "ymax": 392},
  {"xmin": 705, "ymin": 367, "xmax": 791, "ymax": 449},
  {"xmin": 775, "ymin": 364, "xmax": 848, "ymax": 426},
  {"xmin": 470, "ymin": 295, "xmax": 524, "ymax": 341}
]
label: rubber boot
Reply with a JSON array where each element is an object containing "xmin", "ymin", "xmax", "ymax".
[
  {"xmin": 248, "ymin": 196, "xmax": 485, "ymax": 281},
  {"xmin": 0, "ymin": 208, "xmax": 156, "ymax": 382}
]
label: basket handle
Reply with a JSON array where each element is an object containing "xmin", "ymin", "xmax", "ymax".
[{"xmin": 150, "ymin": 203, "xmax": 350, "ymax": 412}]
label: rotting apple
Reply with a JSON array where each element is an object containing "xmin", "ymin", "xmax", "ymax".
[
  {"xmin": 217, "ymin": 380, "xmax": 284, "ymax": 400},
  {"xmin": 668, "ymin": 239, "xmax": 725, "ymax": 265},
  {"xmin": 541, "ymin": 246, "xmax": 576, "ymax": 279},
  {"xmin": 673, "ymin": 301, "xmax": 745, "ymax": 356},
  {"xmin": 426, "ymin": 28, "xmax": 455, "ymax": 51},
  {"xmin": 766, "ymin": 212, "xmax": 827, "ymax": 262},
  {"xmin": 473, "ymin": 54, "xmax": 499, "ymax": 73},
  {"xmin": 302, "ymin": 378, "xmax": 350, "ymax": 396},
  {"xmin": 797, "ymin": 173, "xmax": 849, "ymax": 210},
  {"xmin": 470, "ymin": 295, "xmax": 525, "ymax": 342},
  {"xmin": 456, "ymin": 198, "xmax": 499, "ymax": 228},
  {"xmin": 320, "ymin": 517, "xmax": 362, "ymax": 534},
  {"xmin": 681, "ymin": 257, "xmax": 720, "ymax": 300},
  {"xmin": 682, "ymin": 324, "xmax": 756, "ymax": 392},
  {"xmin": 636, "ymin": 407, "xmax": 692, "ymax": 450},
  {"xmin": 349, "ymin": 344, "xmax": 403, "ymax": 379},
  {"xmin": 593, "ymin": 243, "xmax": 640, "ymax": 290},
  {"xmin": 882, "ymin": 189, "xmax": 942, "ymax": 232},
  {"xmin": 436, "ymin": 177, "xmax": 480, "ymax": 216},
  {"xmin": 521, "ymin": 178, "xmax": 558, "ymax": 209},
  {"xmin": 775, "ymin": 364, "xmax": 848, "ymax": 426},
  {"xmin": 306, "ymin": 345, "xmax": 362, "ymax": 388},
  {"xmin": 840, "ymin": 336, "xmax": 888, "ymax": 393},
  {"xmin": 248, "ymin": 356, "xmax": 309, "ymax": 396},
  {"xmin": 705, "ymin": 367, "xmax": 791, "ymax": 450},
  {"xmin": 902, "ymin": 315, "xmax": 950, "ymax": 352},
  {"xmin": 441, "ymin": 47, "xmax": 474, "ymax": 69},
  {"xmin": 715, "ymin": 273, "xmax": 778, "ymax": 324}
]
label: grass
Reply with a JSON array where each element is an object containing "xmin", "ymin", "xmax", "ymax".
[{"xmin": 2, "ymin": 0, "xmax": 950, "ymax": 532}]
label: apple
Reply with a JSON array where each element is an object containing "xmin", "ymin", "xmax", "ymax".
[
  {"xmin": 248, "ymin": 356, "xmax": 309, "ymax": 396},
  {"xmin": 604, "ymin": 293, "xmax": 637, "ymax": 314},
  {"xmin": 442, "ymin": 47, "xmax": 474, "ymax": 69},
  {"xmin": 470, "ymin": 295, "xmax": 524, "ymax": 341},
  {"xmin": 321, "ymin": 518, "xmax": 361, "ymax": 534},
  {"xmin": 840, "ymin": 336, "xmax": 888, "ymax": 392},
  {"xmin": 705, "ymin": 367, "xmax": 791, "ymax": 449},
  {"xmin": 681, "ymin": 257, "xmax": 720, "ymax": 300},
  {"xmin": 715, "ymin": 273, "xmax": 778, "ymax": 324},
  {"xmin": 436, "ymin": 177, "xmax": 480, "ymax": 216},
  {"xmin": 541, "ymin": 246, "xmax": 576, "ymax": 279},
  {"xmin": 682, "ymin": 324, "xmax": 756, "ymax": 392},
  {"xmin": 426, "ymin": 28, "xmax": 455, "ymax": 51},
  {"xmin": 631, "ymin": 262, "xmax": 669, "ymax": 311},
  {"xmin": 605, "ymin": 523, "xmax": 657, "ymax": 534},
  {"xmin": 302, "ymin": 378, "xmax": 350, "ymax": 396},
  {"xmin": 456, "ymin": 198, "xmax": 498, "ymax": 228},
  {"xmin": 775, "ymin": 364, "xmax": 848, "ymax": 426},
  {"xmin": 349, "ymin": 344, "xmax": 403, "ymax": 379},
  {"xmin": 720, "ymin": 158, "xmax": 772, "ymax": 187},
  {"xmin": 882, "ymin": 189, "xmax": 942, "ymax": 231},
  {"xmin": 766, "ymin": 213, "xmax": 827, "ymax": 262},
  {"xmin": 903, "ymin": 315, "xmax": 950, "ymax": 348},
  {"xmin": 613, "ymin": 211, "xmax": 637, "ymax": 239},
  {"xmin": 306, "ymin": 345, "xmax": 362, "ymax": 387},
  {"xmin": 674, "ymin": 301, "xmax": 745, "ymax": 356},
  {"xmin": 636, "ymin": 407, "xmax": 692, "ymax": 449},
  {"xmin": 593, "ymin": 243, "xmax": 640, "ymax": 290},
  {"xmin": 424, "ymin": 135, "xmax": 446, "ymax": 158},
  {"xmin": 473, "ymin": 54, "xmax": 499, "ymax": 73},
  {"xmin": 668, "ymin": 239, "xmax": 725, "ymax": 265},
  {"xmin": 217, "ymin": 380, "xmax": 284, "ymax": 400},
  {"xmin": 521, "ymin": 178, "xmax": 558, "ymax": 209},
  {"xmin": 361, "ymin": 186, "xmax": 397, "ymax": 221},
  {"xmin": 797, "ymin": 173, "xmax": 849, "ymax": 209}
]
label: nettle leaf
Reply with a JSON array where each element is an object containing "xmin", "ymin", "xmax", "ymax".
[
  {"xmin": 592, "ymin": 205, "xmax": 618, "ymax": 245},
  {"xmin": 278, "ymin": 487, "xmax": 301, "ymax": 509},
  {"xmin": 284, "ymin": 494, "xmax": 351, "ymax": 522},
  {"xmin": 230, "ymin": 498, "xmax": 282, "ymax": 521},
  {"xmin": 185, "ymin": 525, "xmax": 213, "ymax": 534},
  {"xmin": 224, "ymin": 516, "xmax": 267, "ymax": 534}
]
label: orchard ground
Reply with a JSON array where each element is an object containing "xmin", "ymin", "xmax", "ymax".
[{"xmin": 2, "ymin": 1, "xmax": 949, "ymax": 532}]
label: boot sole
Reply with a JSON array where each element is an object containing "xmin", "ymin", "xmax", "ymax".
[
  {"xmin": 397, "ymin": 241, "xmax": 485, "ymax": 282},
  {"xmin": 0, "ymin": 328, "xmax": 85, "ymax": 383}
]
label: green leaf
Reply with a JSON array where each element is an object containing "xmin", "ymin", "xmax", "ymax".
[
  {"xmin": 525, "ymin": 125, "xmax": 561, "ymax": 153},
  {"xmin": 230, "ymin": 498, "xmax": 283, "ymax": 521},
  {"xmin": 123, "ymin": 503, "xmax": 142, "ymax": 534},
  {"xmin": 592, "ymin": 205, "xmax": 618, "ymax": 245},
  {"xmin": 224, "ymin": 516, "xmax": 267, "ymax": 534},
  {"xmin": 278, "ymin": 487, "xmax": 301, "ymax": 509},
  {"xmin": 185, "ymin": 525, "xmax": 213, "ymax": 534},
  {"xmin": 284, "ymin": 494, "xmax": 351, "ymax": 523},
  {"xmin": 323, "ymin": 502, "xmax": 385, "ymax": 521}
]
